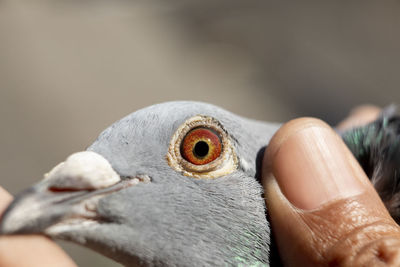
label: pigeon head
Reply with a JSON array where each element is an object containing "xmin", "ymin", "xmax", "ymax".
[{"xmin": 0, "ymin": 101, "xmax": 280, "ymax": 266}]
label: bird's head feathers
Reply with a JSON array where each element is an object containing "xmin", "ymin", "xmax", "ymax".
[{"xmin": 0, "ymin": 101, "xmax": 280, "ymax": 266}]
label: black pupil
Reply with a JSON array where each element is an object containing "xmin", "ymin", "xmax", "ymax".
[{"xmin": 193, "ymin": 141, "xmax": 209, "ymax": 158}]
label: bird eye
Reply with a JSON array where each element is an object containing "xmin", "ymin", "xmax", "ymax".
[
  {"xmin": 181, "ymin": 128, "xmax": 222, "ymax": 165},
  {"xmin": 167, "ymin": 115, "xmax": 238, "ymax": 179}
]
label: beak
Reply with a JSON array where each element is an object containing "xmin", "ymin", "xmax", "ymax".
[{"xmin": 0, "ymin": 151, "xmax": 141, "ymax": 235}]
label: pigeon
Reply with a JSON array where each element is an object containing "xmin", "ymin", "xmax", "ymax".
[{"xmin": 0, "ymin": 101, "xmax": 399, "ymax": 266}]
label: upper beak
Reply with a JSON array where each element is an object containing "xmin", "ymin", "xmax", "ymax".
[{"xmin": 0, "ymin": 151, "xmax": 138, "ymax": 236}]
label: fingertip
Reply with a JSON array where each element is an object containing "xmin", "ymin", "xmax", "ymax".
[
  {"xmin": 265, "ymin": 117, "xmax": 330, "ymax": 158},
  {"xmin": 266, "ymin": 117, "xmax": 367, "ymax": 210},
  {"xmin": 263, "ymin": 117, "xmax": 331, "ymax": 176},
  {"xmin": 349, "ymin": 104, "xmax": 381, "ymax": 116},
  {"xmin": 337, "ymin": 105, "xmax": 381, "ymax": 130},
  {"xmin": 262, "ymin": 118, "xmax": 331, "ymax": 206}
]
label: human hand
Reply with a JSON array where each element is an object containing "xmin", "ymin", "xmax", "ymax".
[
  {"xmin": 0, "ymin": 187, "xmax": 77, "ymax": 267},
  {"xmin": 262, "ymin": 106, "xmax": 400, "ymax": 266}
]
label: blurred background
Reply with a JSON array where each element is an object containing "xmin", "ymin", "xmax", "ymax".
[{"xmin": 1, "ymin": 1, "xmax": 400, "ymax": 266}]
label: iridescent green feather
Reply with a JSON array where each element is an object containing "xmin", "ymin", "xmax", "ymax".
[{"xmin": 341, "ymin": 108, "xmax": 400, "ymax": 221}]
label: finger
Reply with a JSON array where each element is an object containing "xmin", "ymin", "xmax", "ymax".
[
  {"xmin": 0, "ymin": 187, "xmax": 13, "ymax": 214},
  {"xmin": 0, "ymin": 236, "xmax": 77, "ymax": 267},
  {"xmin": 337, "ymin": 105, "xmax": 381, "ymax": 131},
  {"xmin": 0, "ymin": 187, "xmax": 77, "ymax": 267},
  {"xmin": 263, "ymin": 118, "xmax": 400, "ymax": 266}
]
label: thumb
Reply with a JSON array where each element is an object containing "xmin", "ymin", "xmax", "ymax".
[{"xmin": 263, "ymin": 118, "xmax": 400, "ymax": 266}]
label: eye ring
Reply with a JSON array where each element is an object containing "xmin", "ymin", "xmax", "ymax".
[{"xmin": 167, "ymin": 115, "xmax": 238, "ymax": 179}]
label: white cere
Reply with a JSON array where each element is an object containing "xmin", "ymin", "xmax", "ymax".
[{"xmin": 44, "ymin": 151, "xmax": 121, "ymax": 190}]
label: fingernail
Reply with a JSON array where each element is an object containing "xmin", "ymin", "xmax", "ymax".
[{"xmin": 271, "ymin": 122, "xmax": 364, "ymax": 210}]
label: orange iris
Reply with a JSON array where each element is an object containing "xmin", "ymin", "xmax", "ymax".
[{"xmin": 181, "ymin": 128, "xmax": 222, "ymax": 165}]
